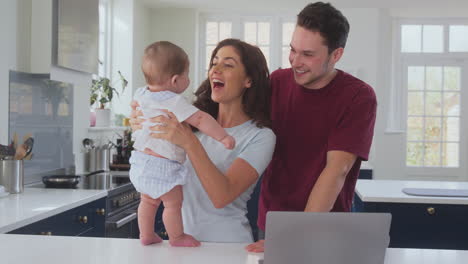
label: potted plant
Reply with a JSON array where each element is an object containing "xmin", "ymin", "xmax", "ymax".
[{"xmin": 90, "ymin": 71, "xmax": 128, "ymax": 127}]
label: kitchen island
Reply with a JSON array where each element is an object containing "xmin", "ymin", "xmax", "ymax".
[
  {"xmin": 1, "ymin": 234, "xmax": 468, "ymax": 264},
  {"xmin": 355, "ymin": 179, "xmax": 468, "ymax": 250}
]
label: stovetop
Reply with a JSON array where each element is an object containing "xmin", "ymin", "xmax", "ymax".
[{"xmin": 27, "ymin": 171, "xmax": 134, "ymax": 196}]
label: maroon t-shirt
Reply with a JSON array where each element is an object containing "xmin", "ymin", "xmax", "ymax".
[{"xmin": 258, "ymin": 68, "xmax": 377, "ymax": 230}]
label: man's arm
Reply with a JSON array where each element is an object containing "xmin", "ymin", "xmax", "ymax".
[
  {"xmin": 246, "ymin": 151, "xmax": 357, "ymax": 253},
  {"xmin": 304, "ymin": 150, "xmax": 357, "ymax": 212}
]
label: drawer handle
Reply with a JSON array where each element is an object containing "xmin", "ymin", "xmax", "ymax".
[
  {"xmin": 96, "ymin": 208, "xmax": 106, "ymax": 216},
  {"xmin": 427, "ymin": 207, "xmax": 436, "ymax": 215},
  {"xmin": 79, "ymin": 216, "xmax": 88, "ymax": 224}
]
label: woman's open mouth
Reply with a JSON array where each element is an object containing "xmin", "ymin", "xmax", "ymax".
[{"xmin": 212, "ymin": 79, "xmax": 225, "ymax": 89}]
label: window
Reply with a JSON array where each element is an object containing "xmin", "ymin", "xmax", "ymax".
[
  {"xmin": 243, "ymin": 21, "xmax": 271, "ymax": 68},
  {"xmin": 449, "ymin": 25, "xmax": 468, "ymax": 52},
  {"xmin": 397, "ymin": 19, "xmax": 468, "ymax": 173},
  {"xmin": 199, "ymin": 14, "xmax": 295, "ymax": 84},
  {"xmin": 204, "ymin": 21, "xmax": 232, "ymax": 74},
  {"xmin": 406, "ymin": 65, "xmax": 461, "ymax": 167},
  {"xmin": 281, "ymin": 22, "xmax": 295, "ymax": 68}
]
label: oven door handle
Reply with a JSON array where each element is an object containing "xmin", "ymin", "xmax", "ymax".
[{"xmin": 113, "ymin": 212, "xmax": 137, "ymax": 229}]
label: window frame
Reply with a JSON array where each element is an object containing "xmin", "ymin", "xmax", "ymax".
[
  {"xmin": 240, "ymin": 16, "xmax": 275, "ymax": 69},
  {"xmin": 198, "ymin": 13, "xmax": 295, "ymax": 87},
  {"xmin": 392, "ymin": 18, "xmax": 468, "ymax": 177},
  {"xmin": 403, "ymin": 59, "xmax": 467, "ymax": 176},
  {"xmin": 198, "ymin": 14, "xmax": 239, "ymax": 88}
]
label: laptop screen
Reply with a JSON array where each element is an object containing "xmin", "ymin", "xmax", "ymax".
[{"xmin": 264, "ymin": 212, "xmax": 391, "ymax": 264}]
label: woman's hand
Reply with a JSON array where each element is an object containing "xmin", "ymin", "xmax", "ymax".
[
  {"xmin": 129, "ymin": 100, "xmax": 143, "ymax": 131},
  {"xmin": 150, "ymin": 110, "xmax": 197, "ymax": 150}
]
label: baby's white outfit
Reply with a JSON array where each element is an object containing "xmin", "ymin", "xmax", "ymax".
[{"xmin": 129, "ymin": 87, "xmax": 198, "ymax": 199}]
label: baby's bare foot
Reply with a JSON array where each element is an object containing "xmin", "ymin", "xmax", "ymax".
[
  {"xmin": 169, "ymin": 233, "xmax": 201, "ymax": 247},
  {"xmin": 140, "ymin": 233, "xmax": 163, "ymax": 246}
]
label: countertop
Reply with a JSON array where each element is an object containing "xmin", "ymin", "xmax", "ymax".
[
  {"xmin": 0, "ymin": 188, "xmax": 107, "ymax": 233},
  {"xmin": 355, "ymin": 179, "xmax": 468, "ymax": 205},
  {"xmin": 1, "ymin": 234, "xmax": 468, "ymax": 264}
]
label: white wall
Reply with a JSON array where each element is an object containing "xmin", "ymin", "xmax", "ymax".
[
  {"xmin": 110, "ymin": 0, "xmax": 134, "ymax": 119},
  {"xmin": 149, "ymin": 8, "xmax": 198, "ymax": 99},
  {"xmin": 16, "ymin": 0, "xmax": 32, "ymax": 73},
  {"xmin": 30, "ymin": 0, "xmax": 52, "ymax": 73},
  {"xmin": 338, "ymin": 8, "xmax": 379, "ymax": 89},
  {"xmin": 132, "ymin": 0, "xmax": 151, "ymax": 92},
  {"xmin": 0, "ymin": 0, "xmax": 18, "ymax": 144}
]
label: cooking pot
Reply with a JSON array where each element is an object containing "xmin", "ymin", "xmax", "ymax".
[{"xmin": 42, "ymin": 170, "xmax": 105, "ymax": 188}]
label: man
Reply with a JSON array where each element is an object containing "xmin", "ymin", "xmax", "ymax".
[{"xmin": 246, "ymin": 2, "xmax": 377, "ymax": 252}]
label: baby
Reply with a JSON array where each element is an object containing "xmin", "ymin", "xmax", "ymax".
[{"xmin": 130, "ymin": 41, "xmax": 235, "ymax": 247}]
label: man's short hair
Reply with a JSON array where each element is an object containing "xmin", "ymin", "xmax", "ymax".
[
  {"xmin": 297, "ymin": 2, "xmax": 350, "ymax": 54},
  {"xmin": 142, "ymin": 41, "xmax": 189, "ymax": 86}
]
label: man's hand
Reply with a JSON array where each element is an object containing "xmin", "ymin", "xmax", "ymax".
[{"xmin": 245, "ymin": 239, "xmax": 265, "ymax": 253}]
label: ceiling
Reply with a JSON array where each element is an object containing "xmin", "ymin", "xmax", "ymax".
[{"xmin": 141, "ymin": 0, "xmax": 468, "ymax": 10}]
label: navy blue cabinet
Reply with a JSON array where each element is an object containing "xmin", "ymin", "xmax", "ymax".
[
  {"xmin": 354, "ymin": 196, "xmax": 468, "ymax": 250},
  {"xmin": 154, "ymin": 205, "xmax": 168, "ymax": 240},
  {"xmin": 9, "ymin": 197, "xmax": 106, "ymax": 237}
]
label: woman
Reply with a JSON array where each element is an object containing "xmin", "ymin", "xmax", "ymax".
[{"xmin": 130, "ymin": 39, "xmax": 276, "ymax": 243}]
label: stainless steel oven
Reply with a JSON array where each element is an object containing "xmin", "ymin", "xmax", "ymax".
[
  {"xmin": 105, "ymin": 185, "xmax": 140, "ymax": 238},
  {"xmin": 29, "ymin": 171, "xmax": 141, "ymax": 239}
]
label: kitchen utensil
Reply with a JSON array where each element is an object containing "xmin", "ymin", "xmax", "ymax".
[
  {"xmin": 12, "ymin": 133, "xmax": 18, "ymax": 150},
  {"xmin": 22, "ymin": 137, "xmax": 34, "ymax": 159},
  {"xmin": 0, "ymin": 144, "xmax": 15, "ymax": 160},
  {"xmin": 0, "ymin": 159, "xmax": 24, "ymax": 193},
  {"xmin": 42, "ymin": 170, "xmax": 105, "ymax": 188},
  {"xmin": 82, "ymin": 138, "xmax": 95, "ymax": 150},
  {"xmin": 14, "ymin": 137, "xmax": 34, "ymax": 160}
]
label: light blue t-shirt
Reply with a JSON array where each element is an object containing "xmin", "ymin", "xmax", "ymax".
[{"xmin": 182, "ymin": 120, "xmax": 276, "ymax": 243}]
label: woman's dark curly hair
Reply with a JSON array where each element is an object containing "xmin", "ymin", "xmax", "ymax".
[{"xmin": 193, "ymin": 38, "xmax": 271, "ymax": 129}]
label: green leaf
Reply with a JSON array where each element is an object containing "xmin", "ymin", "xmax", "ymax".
[{"xmin": 90, "ymin": 72, "xmax": 128, "ymax": 109}]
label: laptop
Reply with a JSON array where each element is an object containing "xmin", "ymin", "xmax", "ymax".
[{"xmin": 262, "ymin": 212, "xmax": 392, "ymax": 264}]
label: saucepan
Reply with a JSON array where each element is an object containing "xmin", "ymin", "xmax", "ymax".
[{"xmin": 42, "ymin": 170, "xmax": 105, "ymax": 188}]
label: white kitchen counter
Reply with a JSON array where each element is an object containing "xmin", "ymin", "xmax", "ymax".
[
  {"xmin": 355, "ymin": 179, "xmax": 468, "ymax": 205},
  {"xmin": 0, "ymin": 234, "xmax": 467, "ymax": 264},
  {"xmin": 0, "ymin": 188, "xmax": 107, "ymax": 233}
]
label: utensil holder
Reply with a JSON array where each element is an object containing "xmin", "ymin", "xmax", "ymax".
[
  {"xmin": 0, "ymin": 160, "xmax": 24, "ymax": 194},
  {"xmin": 84, "ymin": 148, "xmax": 110, "ymax": 172},
  {"xmin": 96, "ymin": 148, "xmax": 110, "ymax": 171},
  {"xmin": 84, "ymin": 148, "xmax": 97, "ymax": 172}
]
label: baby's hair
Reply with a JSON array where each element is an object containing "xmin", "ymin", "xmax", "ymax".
[{"xmin": 142, "ymin": 41, "xmax": 189, "ymax": 86}]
